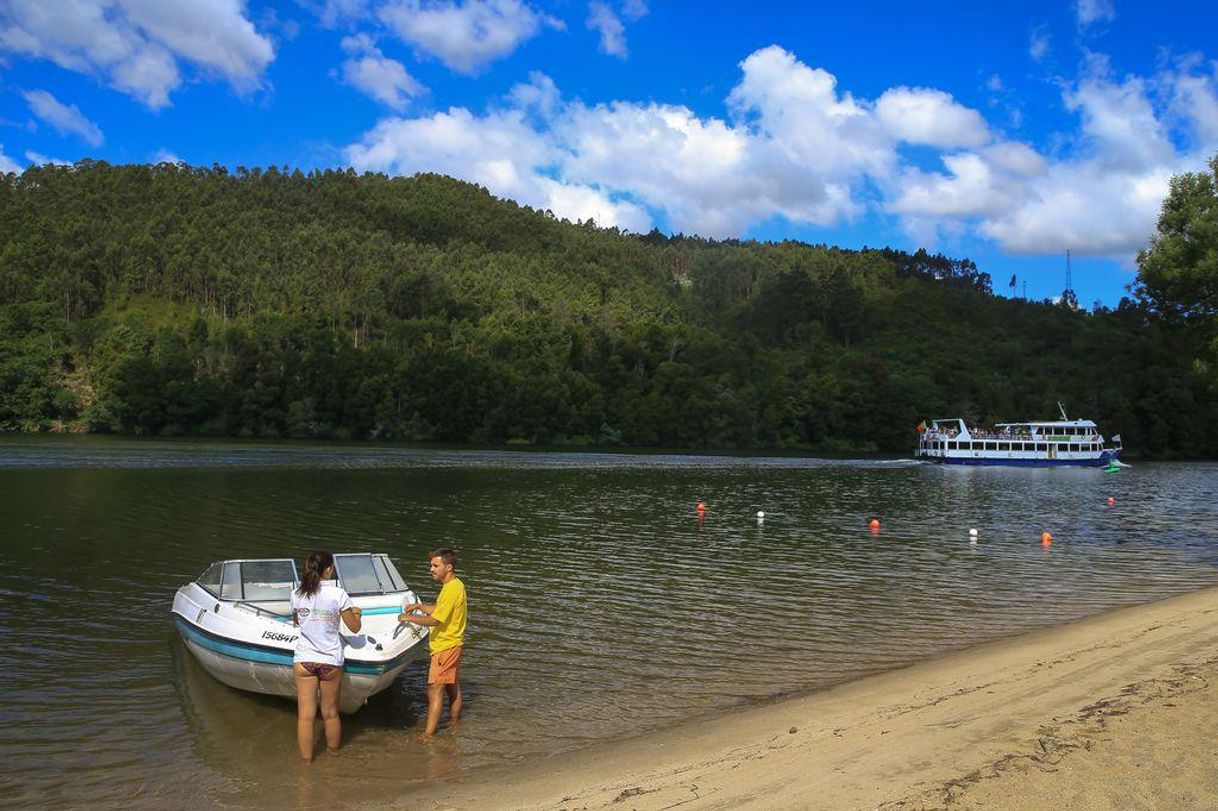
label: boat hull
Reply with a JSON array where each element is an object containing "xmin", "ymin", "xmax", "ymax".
[
  {"xmin": 919, "ymin": 450, "xmax": 1121, "ymax": 467},
  {"xmin": 172, "ymin": 583, "xmax": 427, "ymax": 714}
]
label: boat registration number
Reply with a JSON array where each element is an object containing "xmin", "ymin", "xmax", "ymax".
[{"xmin": 262, "ymin": 631, "xmax": 298, "ymax": 643}]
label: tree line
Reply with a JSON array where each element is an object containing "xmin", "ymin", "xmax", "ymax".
[{"xmin": 1, "ymin": 159, "xmax": 1214, "ymax": 457}]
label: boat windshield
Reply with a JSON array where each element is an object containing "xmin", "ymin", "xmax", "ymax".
[
  {"xmin": 333, "ymin": 553, "xmax": 409, "ymax": 596},
  {"xmin": 197, "ymin": 559, "xmax": 298, "ymax": 602}
]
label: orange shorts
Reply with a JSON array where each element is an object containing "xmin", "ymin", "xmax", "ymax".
[{"xmin": 428, "ymin": 646, "xmax": 463, "ymax": 684}]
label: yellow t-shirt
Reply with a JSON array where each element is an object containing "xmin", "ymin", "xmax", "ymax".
[{"xmin": 428, "ymin": 577, "xmax": 467, "ymax": 654}]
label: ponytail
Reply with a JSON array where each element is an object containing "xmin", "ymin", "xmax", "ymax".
[{"xmin": 297, "ymin": 551, "xmax": 334, "ymax": 597}]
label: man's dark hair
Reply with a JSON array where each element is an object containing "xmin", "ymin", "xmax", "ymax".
[{"xmin": 429, "ymin": 548, "xmax": 456, "ymax": 567}]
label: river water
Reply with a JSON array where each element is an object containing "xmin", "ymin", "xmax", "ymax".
[{"xmin": 1, "ymin": 437, "xmax": 1215, "ymax": 807}]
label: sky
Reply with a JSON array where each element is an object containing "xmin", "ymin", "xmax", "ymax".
[{"xmin": 2, "ymin": 1, "xmax": 1218, "ymax": 308}]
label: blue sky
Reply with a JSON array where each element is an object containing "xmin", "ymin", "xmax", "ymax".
[{"xmin": 3, "ymin": 1, "xmax": 1218, "ymax": 308}]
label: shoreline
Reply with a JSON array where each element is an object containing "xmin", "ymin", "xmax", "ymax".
[{"xmin": 386, "ymin": 586, "xmax": 1218, "ymax": 809}]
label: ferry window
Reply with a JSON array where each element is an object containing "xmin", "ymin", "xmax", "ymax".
[
  {"xmin": 197, "ymin": 563, "xmax": 222, "ymax": 596},
  {"xmin": 998, "ymin": 442, "xmax": 1010, "ymax": 451},
  {"xmin": 220, "ymin": 561, "xmax": 242, "ymax": 600},
  {"xmin": 1036, "ymin": 443, "xmax": 1047, "ymax": 452},
  {"xmin": 948, "ymin": 441, "xmax": 958, "ymax": 450},
  {"xmin": 1069, "ymin": 443, "xmax": 1080, "ymax": 452},
  {"xmin": 986, "ymin": 441, "xmax": 997, "ymax": 451}
]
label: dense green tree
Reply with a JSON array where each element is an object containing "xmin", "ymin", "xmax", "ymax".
[
  {"xmin": 0, "ymin": 160, "xmax": 1213, "ymax": 457},
  {"xmin": 1136, "ymin": 155, "xmax": 1218, "ymax": 323}
]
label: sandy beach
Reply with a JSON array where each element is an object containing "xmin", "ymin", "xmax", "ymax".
[{"xmin": 388, "ymin": 587, "xmax": 1218, "ymax": 810}]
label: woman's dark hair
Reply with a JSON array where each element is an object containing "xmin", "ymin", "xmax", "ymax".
[{"xmin": 298, "ymin": 551, "xmax": 334, "ymax": 597}]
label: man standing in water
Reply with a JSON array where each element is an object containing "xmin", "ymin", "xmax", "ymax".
[{"xmin": 399, "ymin": 548, "xmax": 467, "ymax": 739}]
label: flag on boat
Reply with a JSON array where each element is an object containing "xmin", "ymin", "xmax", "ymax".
[
  {"xmin": 917, "ymin": 420, "xmax": 928, "ymax": 433},
  {"xmin": 1009, "ymin": 273, "xmax": 1016, "ymax": 288},
  {"xmin": 1113, "ymin": 433, "xmax": 1122, "ymax": 443}
]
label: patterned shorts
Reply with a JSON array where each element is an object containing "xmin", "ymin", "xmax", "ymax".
[{"xmin": 298, "ymin": 661, "xmax": 340, "ymax": 679}]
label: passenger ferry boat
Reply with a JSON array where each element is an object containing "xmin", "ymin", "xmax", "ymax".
[{"xmin": 916, "ymin": 403, "xmax": 1122, "ymax": 467}]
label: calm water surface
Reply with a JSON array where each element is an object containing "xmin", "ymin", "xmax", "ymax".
[{"xmin": 1, "ymin": 437, "xmax": 1216, "ymax": 808}]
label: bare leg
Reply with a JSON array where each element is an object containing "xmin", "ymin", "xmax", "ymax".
[
  {"xmin": 293, "ymin": 664, "xmax": 320, "ymax": 762},
  {"xmin": 423, "ymin": 683, "xmax": 445, "ymax": 739},
  {"xmin": 318, "ymin": 667, "xmax": 343, "ymax": 753},
  {"xmin": 444, "ymin": 680, "xmax": 462, "ymax": 726}
]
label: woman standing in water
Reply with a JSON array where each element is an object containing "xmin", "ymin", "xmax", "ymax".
[{"xmin": 291, "ymin": 551, "xmax": 362, "ymax": 761}]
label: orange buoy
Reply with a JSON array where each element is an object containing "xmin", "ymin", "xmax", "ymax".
[
  {"xmin": 1041, "ymin": 531, "xmax": 1053, "ymax": 544},
  {"xmin": 869, "ymin": 518, "xmax": 880, "ymax": 531},
  {"xmin": 696, "ymin": 502, "xmax": 706, "ymax": 513},
  {"xmin": 1106, "ymin": 497, "xmax": 1116, "ymax": 506}
]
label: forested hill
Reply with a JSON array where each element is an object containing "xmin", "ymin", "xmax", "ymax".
[{"xmin": 1, "ymin": 161, "xmax": 1214, "ymax": 457}]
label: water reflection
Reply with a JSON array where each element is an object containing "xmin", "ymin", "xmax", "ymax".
[{"xmin": 0, "ymin": 439, "xmax": 1215, "ymax": 805}]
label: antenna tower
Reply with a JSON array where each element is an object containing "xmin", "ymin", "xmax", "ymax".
[{"xmin": 1065, "ymin": 249, "xmax": 1073, "ymax": 292}]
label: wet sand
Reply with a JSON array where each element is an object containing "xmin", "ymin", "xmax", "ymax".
[{"xmin": 387, "ymin": 586, "xmax": 1218, "ymax": 810}]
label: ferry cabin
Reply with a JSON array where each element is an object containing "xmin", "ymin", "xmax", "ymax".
[{"xmin": 916, "ymin": 418, "xmax": 1117, "ymax": 467}]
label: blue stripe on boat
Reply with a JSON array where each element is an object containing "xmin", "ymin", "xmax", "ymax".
[
  {"xmin": 360, "ymin": 606, "xmax": 404, "ymax": 616},
  {"xmin": 173, "ymin": 616, "xmax": 417, "ymax": 675}
]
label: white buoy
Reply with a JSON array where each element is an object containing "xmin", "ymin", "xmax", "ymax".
[
  {"xmin": 756, "ymin": 510, "xmax": 765, "ymax": 522},
  {"xmin": 969, "ymin": 528, "xmax": 978, "ymax": 537}
]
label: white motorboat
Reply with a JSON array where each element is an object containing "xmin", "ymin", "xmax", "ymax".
[{"xmin": 171, "ymin": 553, "xmax": 429, "ymax": 713}]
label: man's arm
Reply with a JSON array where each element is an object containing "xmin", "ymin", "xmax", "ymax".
[{"xmin": 398, "ymin": 602, "xmax": 438, "ymax": 625}]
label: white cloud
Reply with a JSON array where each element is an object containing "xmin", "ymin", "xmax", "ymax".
[
  {"xmin": 1064, "ymin": 72, "xmax": 1175, "ymax": 170},
  {"xmin": 22, "ymin": 89, "xmax": 104, "ymax": 146},
  {"xmin": 379, "ymin": 0, "xmax": 561, "ymax": 74},
  {"xmin": 898, "ymin": 63, "xmax": 1218, "ymax": 256},
  {"xmin": 892, "ymin": 153, "xmax": 1023, "ymax": 219},
  {"xmin": 340, "ymin": 33, "xmax": 425, "ymax": 110},
  {"xmin": 151, "ymin": 148, "xmax": 183, "ymax": 163},
  {"xmin": 587, "ymin": 2, "xmax": 626, "ymax": 58},
  {"xmin": 1029, "ymin": 27, "xmax": 1050, "ymax": 63},
  {"xmin": 1169, "ymin": 63, "xmax": 1218, "ymax": 144},
  {"xmin": 875, "ymin": 86, "xmax": 989, "ymax": 148},
  {"xmin": 981, "ymin": 163, "xmax": 1174, "ymax": 254},
  {"xmin": 726, "ymin": 45, "xmax": 892, "ymax": 180},
  {"xmin": 621, "ymin": 0, "xmax": 647, "ymax": 21},
  {"xmin": 0, "ymin": 145, "xmax": 22, "ymax": 173},
  {"xmin": 0, "ymin": 0, "xmax": 274, "ymax": 109},
  {"xmin": 508, "ymin": 70, "xmax": 560, "ymax": 119},
  {"xmin": 304, "ymin": 0, "xmax": 373, "ymax": 27},
  {"xmin": 343, "ymin": 44, "xmax": 1218, "ymax": 261},
  {"xmin": 345, "ymin": 104, "xmax": 650, "ymax": 230},
  {"xmin": 346, "ymin": 47, "xmax": 892, "ymax": 236},
  {"xmin": 1076, "ymin": 0, "xmax": 1115, "ymax": 27},
  {"xmin": 25, "ymin": 150, "xmax": 72, "ymax": 166},
  {"xmin": 556, "ymin": 100, "xmax": 792, "ymax": 235}
]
